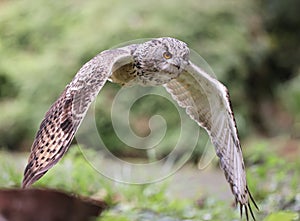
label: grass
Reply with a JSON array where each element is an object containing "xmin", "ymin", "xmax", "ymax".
[{"xmin": 0, "ymin": 137, "xmax": 299, "ymax": 220}]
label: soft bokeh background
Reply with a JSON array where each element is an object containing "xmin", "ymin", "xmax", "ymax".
[{"xmin": 0, "ymin": 0, "xmax": 299, "ymax": 220}]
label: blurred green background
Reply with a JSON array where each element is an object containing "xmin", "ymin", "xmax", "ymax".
[
  {"xmin": 0, "ymin": 0, "xmax": 299, "ymax": 220},
  {"xmin": 0, "ymin": 0, "xmax": 299, "ymax": 151}
]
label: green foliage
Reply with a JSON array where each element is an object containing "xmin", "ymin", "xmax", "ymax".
[
  {"xmin": 0, "ymin": 151, "xmax": 23, "ymax": 186},
  {"xmin": 243, "ymin": 139, "xmax": 300, "ymax": 220},
  {"xmin": 0, "ymin": 0, "xmax": 299, "ymax": 154},
  {"xmin": 278, "ymin": 75, "xmax": 300, "ymax": 127},
  {"xmin": 0, "ymin": 1, "xmax": 299, "ymax": 219},
  {"xmin": 263, "ymin": 211, "xmax": 299, "ymax": 221},
  {"xmin": 0, "ymin": 0, "xmax": 257, "ymax": 152},
  {"xmin": 1, "ymin": 140, "xmax": 300, "ymax": 220}
]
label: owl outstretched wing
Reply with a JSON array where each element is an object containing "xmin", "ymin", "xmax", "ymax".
[
  {"xmin": 22, "ymin": 45, "xmax": 136, "ymax": 188},
  {"xmin": 164, "ymin": 62, "xmax": 258, "ymax": 220}
]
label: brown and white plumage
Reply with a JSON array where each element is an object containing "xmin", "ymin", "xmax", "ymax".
[
  {"xmin": 22, "ymin": 37, "xmax": 257, "ymax": 220},
  {"xmin": 22, "ymin": 46, "xmax": 136, "ymax": 187},
  {"xmin": 164, "ymin": 62, "xmax": 258, "ymax": 219}
]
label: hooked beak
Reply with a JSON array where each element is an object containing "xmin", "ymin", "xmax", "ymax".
[
  {"xmin": 170, "ymin": 58, "xmax": 188, "ymax": 72},
  {"xmin": 172, "ymin": 58, "xmax": 182, "ymax": 70}
]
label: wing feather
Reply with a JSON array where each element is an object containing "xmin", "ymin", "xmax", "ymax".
[
  {"xmin": 164, "ymin": 62, "xmax": 258, "ymax": 220},
  {"xmin": 22, "ymin": 46, "xmax": 135, "ymax": 188}
]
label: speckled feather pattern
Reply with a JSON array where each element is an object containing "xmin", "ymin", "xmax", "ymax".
[
  {"xmin": 164, "ymin": 63, "xmax": 258, "ymax": 219},
  {"xmin": 22, "ymin": 37, "xmax": 257, "ymax": 220},
  {"xmin": 22, "ymin": 47, "xmax": 135, "ymax": 187}
]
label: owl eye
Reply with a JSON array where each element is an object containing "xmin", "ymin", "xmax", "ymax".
[{"xmin": 163, "ymin": 51, "xmax": 172, "ymax": 59}]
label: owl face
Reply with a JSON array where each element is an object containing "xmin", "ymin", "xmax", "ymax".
[{"xmin": 133, "ymin": 37, "xmax": 190, "ymax": 85}]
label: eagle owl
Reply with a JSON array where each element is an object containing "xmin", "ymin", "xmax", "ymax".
[{"xmin": 22, "ymin": 37, "xmax": 258, "ymax": 220}]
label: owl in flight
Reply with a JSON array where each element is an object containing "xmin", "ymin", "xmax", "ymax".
[{"xmin": 22, "ymin": 37, "xmax": 258, "ymax": 220}]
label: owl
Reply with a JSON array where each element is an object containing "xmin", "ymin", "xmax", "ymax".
[{"xmin": 22, "ymin": 37, "xmax": 258, "ymax": 220}]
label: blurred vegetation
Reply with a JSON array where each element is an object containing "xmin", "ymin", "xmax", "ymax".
[
  {"xmin": 0, "ymin": 143, "xmax": 299, "ymax": 220},
  {"xmin": 0, "ymin": 0, "xmax": 299, "ymax": 153},
  {"xmin": 0, "ymin": 1, "xmax": 299, "ymax": 220}
]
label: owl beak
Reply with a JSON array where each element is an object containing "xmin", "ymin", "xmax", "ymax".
[{"xmin": 172, "ymin": 58, "xmax": 182, "ymax": 70}]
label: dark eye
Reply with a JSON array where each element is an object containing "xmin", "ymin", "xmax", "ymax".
[{"xmin": 163, "ymin": 51, "xmax": 172, "ymax": 59}]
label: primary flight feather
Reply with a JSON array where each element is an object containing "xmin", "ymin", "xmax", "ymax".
[{"xmin": 22, "ymin": 37, "xmax": 258, "ymax": 220}]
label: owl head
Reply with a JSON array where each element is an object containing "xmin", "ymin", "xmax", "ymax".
[{"xmin": 133, "ymin": 37, "xmax": 190, "ymax": 85}]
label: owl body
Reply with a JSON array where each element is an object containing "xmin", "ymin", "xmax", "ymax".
[{"xmin": 22, "ymin": 37, "xmax": 257, "ymax": 220}]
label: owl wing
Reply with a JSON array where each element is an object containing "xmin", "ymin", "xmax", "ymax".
[
  {"xmin": 164, "ymin": 62, "xmax": 258, "ymax": 220},
  {"xmin": 22, "ymin": 45, "xmax": 136, "ymax": 188}
]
